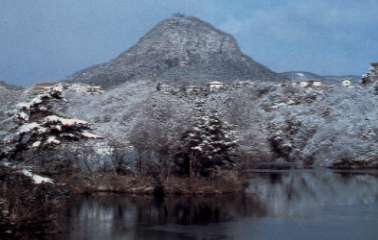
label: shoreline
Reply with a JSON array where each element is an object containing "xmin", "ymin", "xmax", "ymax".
[{"xmin": 59, "ymin": 171, "xmax": 249, "ymax": 195}]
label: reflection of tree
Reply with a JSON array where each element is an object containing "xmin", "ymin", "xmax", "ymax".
[
  {"xmin": 248, "ymin": 171, "xmax": 378, "ymax": 216},
  {"xmin": 133, "ymin": 195, "xmax": 266, "ymax": 225},
  {"xmin": 64, "ymin": 193, "xmax": 267, "ymax": 239},
  {"xmin": 63, "ymin": 171, "xmax": 378, "ymax": 239}
]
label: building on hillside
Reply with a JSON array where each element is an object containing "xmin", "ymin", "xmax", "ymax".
[
  {"xmin": 296, "ymin": 80, "xmax": 323, "ymax": 88},
  {"xmin": 299, "ymin": 81, "xmax": 310, "ymax": 88},
  {"xmin": 208, "ymin": 81, "xmax": 224, "ymax": 92},
  {"xmin": 342, "ymin": 80, "xmax": 352, "ymax": 87}
]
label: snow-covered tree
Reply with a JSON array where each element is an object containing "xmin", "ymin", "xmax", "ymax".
[
  {"xmin": 0, "ymin": 84, "xmax": 100, "ymax": 161},
  {"xmin": 128, "ymin": 93, "xmax": 193, "ymax": 175},
  {"xmin": 174, "ymin": 114, "xmax": 238, "ymax": 177}
]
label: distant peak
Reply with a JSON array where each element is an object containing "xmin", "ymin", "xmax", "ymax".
[{"xmin": 0, "ymin": 80, "xmax": 23, "ymax": 90}]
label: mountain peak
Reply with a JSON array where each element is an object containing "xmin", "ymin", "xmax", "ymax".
[
  {"xmin": 122, "ymin": 14, "xmax": 240, "ymax": 63},
  {"xmin": 69, "ymin": 16, "xmax": 283, "ymax": 88},
  {"xmin": 152, "ymin": 14, "xmax": 230, "ymax": 36}
]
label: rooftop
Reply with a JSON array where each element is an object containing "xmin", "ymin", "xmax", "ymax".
[{"xmin": 208, "ymin": 81, "xmax": 224, "ymax": 85}]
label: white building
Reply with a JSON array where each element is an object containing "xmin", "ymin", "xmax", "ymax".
[
  {"xmin": 296, "ymin": 80, "xmax": 323, "ymax": 88},
  {"xmin": 299, "ymin": 81, "xmax": 310, "ymax": 87},
  {"xmin": 208, "ymin": 81, "xmax": 224, "ymax": 92},
  {"xmin": 342, "ymin": 80, "xmax": 352, "ymax": 87}
]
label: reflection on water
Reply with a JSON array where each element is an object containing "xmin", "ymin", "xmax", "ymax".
[
  {"xmin": 247, "ymin": 170, "xmax": 378, "ymax": 216},
  {"xmin": 64, "ymin": 194, "xmax": 266, "ymax": 240},
  {"xmin": 64, "ymin": 170, "xmax": 378, "ymax": 240}
]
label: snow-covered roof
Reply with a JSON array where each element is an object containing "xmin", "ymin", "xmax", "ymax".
[{"xmin": 208, "ymin": 81, "xmax": 224, "ymax": 85}]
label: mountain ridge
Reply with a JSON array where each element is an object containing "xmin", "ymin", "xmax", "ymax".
[
  {"xmin": 0, "ymin": 80, "xmax": 23, "ymax": 90},
  {"xmin": 280, "ymin": 71, "xmax": 361, "ymax": 83}
]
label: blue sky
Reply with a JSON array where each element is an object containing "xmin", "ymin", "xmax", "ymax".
[{"xmin": 0, "ymin": 0, "xmax": 377, "ymax": 86}]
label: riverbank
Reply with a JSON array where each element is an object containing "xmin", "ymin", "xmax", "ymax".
[{"xmin": 60, "ymin": 170, "xmax": 248, "ymax": 195}]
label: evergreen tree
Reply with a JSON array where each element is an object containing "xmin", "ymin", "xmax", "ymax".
[
  {"xmin": 0, "ymin": 84, "xmax": 100, "ymax": 161},
  {"xmin": 175, "ymin": 114, "xmax": 238, "ymax": 177}
]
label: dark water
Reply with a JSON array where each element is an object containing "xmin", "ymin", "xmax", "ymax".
[{"xmin": 63, "ymin": 170, "xmax": 378, "ymax": 240}]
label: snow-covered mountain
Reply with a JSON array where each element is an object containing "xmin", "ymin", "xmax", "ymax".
[
  {"xmin": 280, "ymin": 71, "xmax": 323, "ymax": 81},
  {"xmin": 322, "ymin": 75, "xmax": 361, "ymax": 83},
  {"xmin": 67, "ymin": 15, "xmax": 283, "ymax": 88}
]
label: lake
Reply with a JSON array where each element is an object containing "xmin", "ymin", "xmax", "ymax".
[{"xmin": 63, "ymin": 170, "xmax": 378, "ymax": 240}]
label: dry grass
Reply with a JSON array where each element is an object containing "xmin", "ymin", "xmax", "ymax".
[
  {"xmin": 60, "ymin": 172, "xmax": 156, "ymax": 194},
  {"xmin": 60, "ymin": 170, "xmax": 247, "ymax": 195}
]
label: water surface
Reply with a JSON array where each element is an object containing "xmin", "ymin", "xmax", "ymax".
[{"xmin": 63, "ymin": 170, "xmax": 378, "ymax": 240}]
